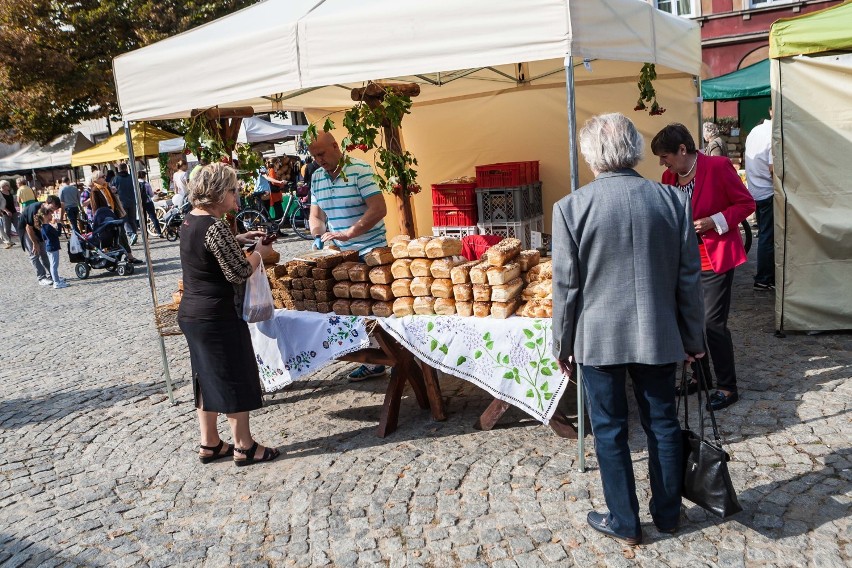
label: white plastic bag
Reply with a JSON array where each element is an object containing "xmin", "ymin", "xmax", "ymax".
[
  {"xmin": 242, "ymin": 260, "xmax": 275, "ymax": 323},
  {"xmin": 69, "ymin": 231, "xmax": 83, "ymax": 254}
]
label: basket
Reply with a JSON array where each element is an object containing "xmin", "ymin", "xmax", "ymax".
[
  {"xmin": 155, "ymin": 302, "xmax": 183, "ymax": 337},
  {"xmin": 431, "ymin": 183, "xmax": 477, "ymax": 207},
  {"xmin": 476, "ymin": 185, "xmax": 535, "ymax": 223},
  {"xmin": 432, "ymin": 204, "xmax": 478, "ymax": 227},
  {"xmin": 477, "ymin": 216, "xmax": 544, "ymax": 249},
  {"xmin": 475, "ymin": 161, "xmax": 539, "ymax": 188},
  {"xmin": 431, "ymin": 225, "xmax": 479, "ymax": 239}
]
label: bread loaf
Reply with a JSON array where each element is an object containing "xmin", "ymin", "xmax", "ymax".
[
  {"xmin": 349, "ymin": 282, "xmax": 371, "ymax": 299},
  {"xmin": 491, "ymin": 277, "xmax": 524, "ymax": 303},
  {"xmin": 315, "ymin": 278, "xmax": 335, "ymax": 291},
  {"xmin": 296, "ymin": 264, "xmax": 312, "ymax": 277},
  {"xmin": 526, "ymin": 260, "xmax": 553, "ymax": 283},
  {"xmin": 486, "ymin": 262, "xmax": 521, "ymax": 286},
  {"xmin": 410, "ymin": 276, "xmax": 434, "ymax": 297},
  {"xmin": 271, "ymin": 264, "xmax": 289, "ymax": 278},
  {"xmin": 518, "ymin": 250, "xmax": 541, "ymax": 272},
  {"xmin": 302, "ymin": 288, "xmax": 316, "ymax": 300},
  {"xmin": 312, "ymin": 267, "xmax": 333, "ymax": 280},
  {"xmin": 364, "ymin": 246, "xmax": 394, "ymax": 266},
  {"xmin": 521, "ymin": 279, "xmax": 552, "ymax": 300},
  {"xmin": 368, "ymin": 265, "xmax": 394, "ymax": 285},
  {"xmin": 371, "ymin": 301, "xmax": 394, "ymax": 318},
  {"xmin": 348, "ymin": 263, "xmax": 370, "ymax": 282},
  {"xmin": 291, "ymin": 289, "xmax": 304, "ymax": 301},
  {"xmin": 332, "ymin": 299, "xmax": 351, "ymax": 315},
  {"xmin": 485, "ymin": 238, "xmax": 522, "ymax": 267},
  {"xmin": 391, "ymin": 258, "xmax": 414, "ymax": 279},
  {"xmin": 333, "ymin": 261, "xmax": 359, "ymax": 281},
  {"xmin": 313, "ymin": 249, "xmax": 358, "ymax": 269},
  {"xmin": 293, "ymin": 300, "xmax": 306, "ymax": 311},
  {"xmin": 456, "ymin": 301, "xmax": 473, "ymax": 317},
  {"xmin": 473, "ymin": 302, "xmax": 491, "ymax": 317},
  {"xmin": 516, "ymin": 299, "xmax": 553, "ymax": 318},
  {"xmin": 391, "ymin": 239, "xmax": 411, "ymax": 259},
  {"xmin": 292, "ymin": 278, "xmax": 304, "ymax": 290},
  {"xmin": 407, "ymin": 236, "xmax": 432, "ymax": 258},
  {"xmin": 453, "ymin": 283, "xmax": 473, "ymax": 301},
  {"xmin": 409, "ymin": 258, "xmax": 433, "ymax": 277},
  {"xmin": 430, "ymin": 256, "xmax": 465, "ymax": 279},
  {"xmin": 286, "ymin": 261, "xmax": 305, "ymax": 277},
  {"xmin": 450, "ymin": 260, "xmax": 481, "ymax": 285},
  {"xmin": 349, "ymin": 300, "xmax": 373, "ymax": 316},
  {"xmin": 390, "ymin": 234, "xmax": 412, "ymax": 244},
  {"xmin": 434, "ymin": 298, "xmax": 456, "ymax": 315},
  {"xmin": 430, "ymin": 278, "xmax": 454, "ymax": 299},
  {"xmin": 425, "ymin": 236, "xmax": 463, "ymax": 259},
  {"xmin": 315, "ymin": 290, "xmax": 334, "ymax": 303},
  {"xmin": 472, "ymin": 284, "xmax": 492, "ymax": 302},
  {"xmin": 304, "ymin": 299, "xmax": 318, "ymax": 312},
  {"xmin": 469, "ymin": 261, "xmax": 490, "ymax": 285},
  {"xmin": 491, "ymin": 298, "xmax": 520, "ymax": 319},
  {"xmin": 279, "ymin": 276, "xmax": 293, "ymax": 290},
  {"xmin": 391, "ymin": 278, "xmax": 413, "ymax": 297},
  {"xmin": 333, "ymin": 281, "xmax": 351, "ymax": 298},
  {"xmin": 370, "ymin": 284, "xmax": 395, "ymax": 302},
  {"xmin": 393, "ymin": 297, "xmax": 415, "ymax": 317},
  {"xmin": 413, "ymin": 296, "xmax": 436, "ymax": 315},
  {"xmin": 316, "ymin": 301, "xmax": 332, "ymax": 314}
]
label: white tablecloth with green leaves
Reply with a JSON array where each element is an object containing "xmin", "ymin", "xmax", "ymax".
[{"xmin": 378, "ymin": 315, "xmax": 567, "ymax": 424}]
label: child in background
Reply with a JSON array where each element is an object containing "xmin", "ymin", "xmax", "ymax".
[{"xmin": 37, "ymin": 205, "xmax": 69, "ymax": 289}]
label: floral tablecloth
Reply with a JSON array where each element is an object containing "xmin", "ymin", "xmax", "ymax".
[
  {"xmin": 249, "ymin": 310, "xmax": 370, "ymax": 392},
  {"xmin": 378, "ymin": 316, "xmax": 567, "ymax": 423}
]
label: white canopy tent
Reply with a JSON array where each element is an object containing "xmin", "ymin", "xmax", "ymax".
[
  {"xmin": 0, "ymin": 132, "xmax": 93, "ymax": 174},
  {"xmin": 157, "ymin": 118, "xmax": 308, "ymax": 153},
  {"xmin": 113, "ymin": 0, "xmax": 702, "ymax": 463}
]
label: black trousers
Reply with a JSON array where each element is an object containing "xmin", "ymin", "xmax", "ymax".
[{"xmin": 694, "ymin": 268, "xmax": 737, "ymax": 392}]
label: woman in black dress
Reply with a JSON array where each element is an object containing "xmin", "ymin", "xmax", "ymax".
[{"xmin": 179, "ymin": 163, "xmax": 280, "ymax": 466}]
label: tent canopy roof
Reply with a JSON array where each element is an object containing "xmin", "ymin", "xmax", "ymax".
[
  {"xmin": 113, "ymin": 0, "xmax": 701, "ymax": 122},
  {"xmin": 0, "ymin": 132, "xmax": 93, "ymax": 174},
  {"xmin": 770, "ymin": 0, "xmax": 852, "ymax": 59},
  {"xmin": 157, "ymin": 118, "xmax": 308, "ymax": 153},
  {"xmin": 701, "ymin": 59, "xmax": 769, "ymax": 101},
  {"xmin": 71, "ymin": 124, "xmax": 177, "ymax": 166}
]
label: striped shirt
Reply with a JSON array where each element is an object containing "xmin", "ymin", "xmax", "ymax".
[{"xmin": 310, "ymin": 158, "xmax": 387, "ymax": 254}]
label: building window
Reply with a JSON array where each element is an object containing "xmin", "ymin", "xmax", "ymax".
[
  {"xmin": 749, "ymin": 0, "xmax": 794, "ymax": 7},
  {"xmin": 655, "ymin": 0, "xmax": 696, "ymax": 17}
]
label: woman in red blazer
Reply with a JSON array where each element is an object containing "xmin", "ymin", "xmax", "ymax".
[{"xmin": 652, "ymin": 124, "xmax": 755, "ymax": 411}]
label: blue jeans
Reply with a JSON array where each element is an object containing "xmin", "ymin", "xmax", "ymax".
[
  {"xmin": 581, "ymin": 362, "xmax": 682, "ymax": 536},
  {"xmin": 754, "ymin": 196, "xmax": 774, "ymax": 286},
  {"xmin": 47, "ymin": 250, "xmax": 61, "ymax": 283}
]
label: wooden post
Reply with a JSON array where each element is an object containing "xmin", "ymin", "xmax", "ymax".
[{"xmin": 350, "ymin": 83, "xmax": 421, "ymax": 237}]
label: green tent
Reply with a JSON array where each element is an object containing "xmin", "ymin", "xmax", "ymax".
[
  {"xmin": 770, "ymin": 0, "xmax": 852, "ymax": 58},
  {"xmin": 701, "ymin": 59, "xmax": 769, "ymax": 101}
]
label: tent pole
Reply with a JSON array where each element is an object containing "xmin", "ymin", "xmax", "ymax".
[
  {"xmin": 124, "ymin": 121, "xmax": 176, "ymax": 405},
  {"xmin": 564, "ymin": 56, "xmax": 585, "ymax": 473},
  {"xmin": 696, "ymin": 76, "xmax": 704, "ymax": 150}
]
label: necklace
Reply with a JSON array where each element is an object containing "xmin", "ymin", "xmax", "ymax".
[{"xmin": 678, "ymin": 155, "xmax": 698, "ymax": 178}]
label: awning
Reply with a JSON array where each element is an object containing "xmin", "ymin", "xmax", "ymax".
[
  {"xmin": 157, "ymin": 118, "xmax": 308, "ymax": 153},
  {"xmin": 770, "ymin": 0, "xmax": 852, "ymax": 59},
  {"xmin": 71, "ymin": 123, "xmax": 177, "ymax": 166},
  {"xmin": 701, "ymin": 59, "xmax": 769, "ymax": 101},
  {"xmin": 0, "ymin": 132, "xmax": 94, "ymax": 174}
]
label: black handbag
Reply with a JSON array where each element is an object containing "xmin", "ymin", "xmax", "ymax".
[{"xmin": 678, "ymin": 362, "xmax": 743, "ymax": 518}]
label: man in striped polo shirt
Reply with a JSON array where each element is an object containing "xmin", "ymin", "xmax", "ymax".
[{"xmin": 308, "ymin": 131, "xmax": 389, "ymax": 381}]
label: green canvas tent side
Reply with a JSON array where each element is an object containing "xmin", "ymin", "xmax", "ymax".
[
  {"xmin": 701, "ymin": 59, "xmax": 769, "ymax": 101},
  {"xmin": 770, "ymin": 0, "xmax": 852, "ymax": 331}
]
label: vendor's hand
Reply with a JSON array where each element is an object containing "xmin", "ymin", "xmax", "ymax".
[
  {"xmin": 321, "ymin": 229, "xmax": 351, "ymax": 243},
  {"xmin": 685, "ymin": 351, "xmax": 706, "ymax": 363},
  {"xmin": 236, "ymin": 230, "xmax": 265, "ymax": 245},
  {"xmin": 558, "ymin": 357, "xmax": 574, "ymax": 380},
  {"xmin": 694, "ymin": 217, "xmax": 715, "ymax": 234},
  {"xmin": 313, "ymin": 236, "xmax": 324, "ymax": 250}
]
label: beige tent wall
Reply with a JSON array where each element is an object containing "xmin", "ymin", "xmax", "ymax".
[
  {"xmin": 307, "ymin": 63, "xmax": 698, "ymax": 240},
  {"xmin": 771, "ymin": 54, "xmax": 852, "ymax": 331}
]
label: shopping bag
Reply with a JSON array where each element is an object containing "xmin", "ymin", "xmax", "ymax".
[
  {"xmin": 242, "ymin": 260, "xmax": 274, "ymax": 323},
  {"xmin": 679, "ymin": 362, "xmax": 743, "ymax": 518},
  {"xmin": 69, "ymin": 231, "xmax": 83, "ymax": 254}
]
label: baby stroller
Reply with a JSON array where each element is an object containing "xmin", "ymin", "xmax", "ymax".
[
  {"xmin": 161, "ymin": 199, "xmax": 191, "ymax": 242},
  {"xmin": 68, "ymin": 218, "xmax": 135, "ymax": 279}
]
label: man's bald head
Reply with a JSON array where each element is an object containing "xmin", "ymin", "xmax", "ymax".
[{"xmin": 308, "ymin": 130, "xmax": 343, "ymax": 175}]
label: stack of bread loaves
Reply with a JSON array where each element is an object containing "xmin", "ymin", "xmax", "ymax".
[
  {"xmin": 516, "ymin": 256, "xmax": 553, "ymax": 318},
  {"xmin": 283, "ymin": 249, "xmax": 358, "ymax": 313},
  {"xmin": 266, "ymin": 264, "xmax": 295, "ymax": 310},
  {"xmin": 464, "ymin": 238, "xmax": 523, "ymax": 318},
  {"xmin": 391, "ymin": 235, "xmax": 466, "ymax": 317},
  {"xmin": 329, "ymin": 246, "xmax": 397, "ymax": 317}
]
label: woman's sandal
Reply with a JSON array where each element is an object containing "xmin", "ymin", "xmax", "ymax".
[
  {"xmin": 234, "ymin": 442, "xmax": 280, "ymax": 467},
  {"xmin": 198, "ymin": 440, "xmax": 235, "ymax": 464}
]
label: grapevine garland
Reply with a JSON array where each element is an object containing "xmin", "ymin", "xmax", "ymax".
[{"xmin": 634, "ymin": 63, "xmax": 666, "ymax": 116}]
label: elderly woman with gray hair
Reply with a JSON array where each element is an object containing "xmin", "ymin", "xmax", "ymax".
[
  {"xmin": 702, "ymin": 122, "xmax": 729, "ymax": 158},
  {"xmin": 178, "ymin": 162, "xmax": 280, "ymax": 466},
  {"xmin": 552, "ymin": 113, "xmax": 705, "ymax": 544}
]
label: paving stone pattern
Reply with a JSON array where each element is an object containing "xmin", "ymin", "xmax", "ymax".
[{"xmin": 0, "ymin": 231, "xmax": 850, "ymax": 567}]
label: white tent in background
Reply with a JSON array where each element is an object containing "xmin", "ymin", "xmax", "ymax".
[
  {"xmin": 0, "ymin": 132, "xmax": 93, "ymax": 174},
  {"xmin": 157, "ymin": 117, "xmax": 308, "ymax": 153},
  {"xmin": 112, "ymin": 0, "xmax": 702, "ymax": 462}
]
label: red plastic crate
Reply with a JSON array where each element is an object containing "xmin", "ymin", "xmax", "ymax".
[
  {"xmin": 475, "ymin": 161, "xmax": 539, "ymax": 188},
  {"xmin": 432, "ymin": 204, "xmax": 478, "ymax": 227},
  {"xmin": 431, "ymin": 183, "xmax": 477, "ymax": 207}
]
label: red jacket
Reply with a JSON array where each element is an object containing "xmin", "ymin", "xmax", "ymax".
[{"xmin": 662, "ymin": 153, "xmax": 755, "ymax": 274}]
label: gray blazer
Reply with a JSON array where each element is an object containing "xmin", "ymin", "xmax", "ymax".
[{"xmin": 551, "ymin": 169, "xmax": 705, "ymax": 366}]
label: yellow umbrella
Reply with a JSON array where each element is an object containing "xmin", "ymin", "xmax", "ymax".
[{"xmin": 71, "ymin": 123, "xmax": 177, "ymax": 166}]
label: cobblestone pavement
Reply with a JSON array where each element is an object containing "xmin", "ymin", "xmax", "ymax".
[{"xmin": 0, "ymin": 229, "xmax": 850, "ymax": 568}]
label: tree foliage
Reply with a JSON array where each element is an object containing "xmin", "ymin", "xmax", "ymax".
[{"xmin": 0, "ymin": 0, "xmax": 258, "ymax": 144}]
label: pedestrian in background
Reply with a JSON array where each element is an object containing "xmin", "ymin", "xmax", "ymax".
[
  {"xmin": 138, "ymin": 171, "xmax": 163, "ymax": 238},
  {"xmin": 18, "ymin": 194, "xmax": 61, "ymax": 286},
  {"xmin": 552, "ymin": 113, "xmax": 706, "ymax": 545},
  {"xmin": 744, "ymin": 108, "xmax": 775, "ymax": 291},
  {"xmin": 702, "ymin": 122, "xmax": 729, "ymax": 159},
  {"xmin": 652, "ymin": 123, "xmax": 755, "ymax": 411},
  {"xmin": 0, "ymin": 181, "xmax": 15, "ymax": 248},
  {"xmin": 58, "ymin": 176, "xmax": 81, "ymax": 231},
  {"xmin": 173, "ymin": 159, "xmax": 189, "ymax": 195},
  {"xmin": 16, "ymin": 177, "xmax": 37, "ymax": 209},
  {"xmin": 113, "ymin": 163, "xmax": 139, "ymax": 245},
  {"xmin": 37, "ymin": 204, "xmax": 69, "ymax": 289}
]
